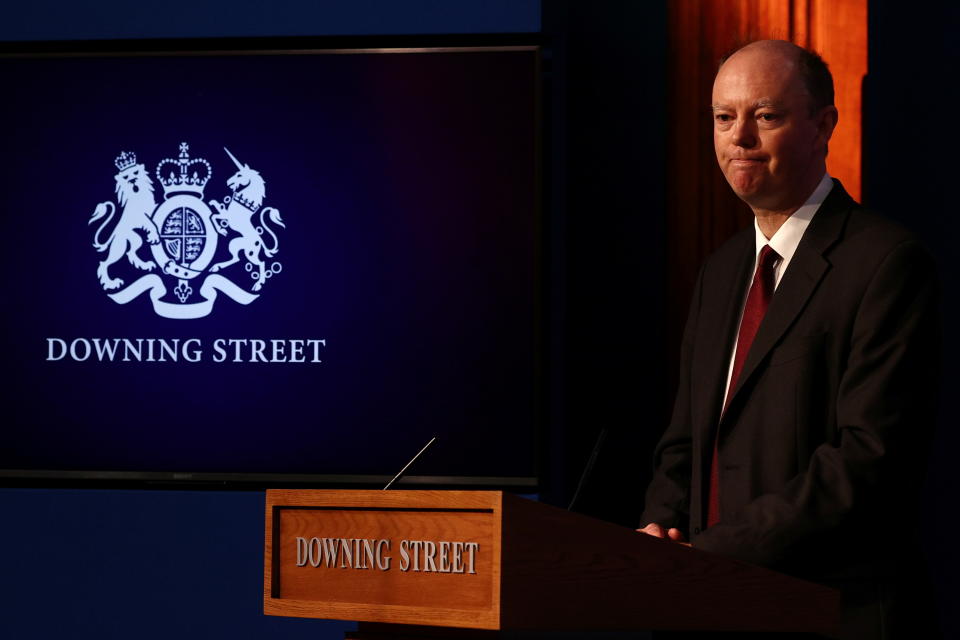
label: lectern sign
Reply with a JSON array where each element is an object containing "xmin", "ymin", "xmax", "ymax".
[
  {"xmin": 265, "ymin": 490, "xmax": 502, "ymax": 628},
  {"xmin": 294, "ymin": 536, "xmax": 481, "ymax": 574}
]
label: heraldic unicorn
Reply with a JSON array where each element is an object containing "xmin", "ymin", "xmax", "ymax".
[
  {"xmin": 209, "ymin": 148, "xmax": 285, "ymax": 292},
  {"xmin": 88, "ymin": 143, "xmax": 286, "ymax": 319}
]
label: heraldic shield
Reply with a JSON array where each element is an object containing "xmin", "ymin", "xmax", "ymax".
[{"xmin": 88, "ymin": 142, "xmax": 285, "ymax": 319}]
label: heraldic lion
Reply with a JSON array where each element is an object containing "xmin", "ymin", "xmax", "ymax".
[{"xmin": 89, "ymin": 158, "xmax": 161, "ymax": 291}]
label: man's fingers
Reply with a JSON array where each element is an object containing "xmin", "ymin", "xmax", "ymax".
[{"xmin": 637, "ymin": 524, "xmax": 691, "ymax": 547}]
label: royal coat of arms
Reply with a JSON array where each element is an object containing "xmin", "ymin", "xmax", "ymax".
[{"xmin": 88, "ymin": 143, "xmax": 285, "ymax": 319}]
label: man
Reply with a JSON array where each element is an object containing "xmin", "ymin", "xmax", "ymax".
[{"xmin": 639, "ymin": 40, "xmax": 939, "ymax": 637}]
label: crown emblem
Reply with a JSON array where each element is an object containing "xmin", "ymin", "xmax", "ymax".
[
  {"xmin": 115, "ymin": 151, "xmax": 138, "ymax": 172},
  {"xmin": 156, "ymin": 142, "xmax": 212, "ymax": 199},
  {"xmin": 231, "ymin": 191, "xmax": 262, "ymax": 214}
]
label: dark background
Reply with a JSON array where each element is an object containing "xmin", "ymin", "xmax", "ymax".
[{"xmin": 1, "ymin": 0, "xmax": 957, "ymax": 638}]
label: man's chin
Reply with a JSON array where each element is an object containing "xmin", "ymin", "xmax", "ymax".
[
  {"xmin": 732, "ymin": 189, "xmax": 790, "ymax": 215},
  {"xmin": 726, "ymin": 178, "xmax": 765, "ymax": 204}
]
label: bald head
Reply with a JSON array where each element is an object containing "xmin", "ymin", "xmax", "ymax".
[{"xmin": 720, "ymin": 40, "xmax": 834, "ymax": 115}]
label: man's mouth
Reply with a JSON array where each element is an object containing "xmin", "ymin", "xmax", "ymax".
[{"xmin": 729, "ymin": 158, "xmax": 766, "ymax": 169}]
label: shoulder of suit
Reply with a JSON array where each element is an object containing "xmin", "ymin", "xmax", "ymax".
[
  {"xmin": 833, "ymin": 204, "xmax": 934, "ymax": 267},
  {"xmin": 822, "ymin": 202, "xmax": 939, "ymax": 286}
]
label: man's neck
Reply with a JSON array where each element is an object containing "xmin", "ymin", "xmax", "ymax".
[
  {"xmin": 751, "ymin": 209, "xmax": 794, "ymax": 240},
  {"xmin": 750, "ymin": 166, "xmax": 827, "ymax": 240}
]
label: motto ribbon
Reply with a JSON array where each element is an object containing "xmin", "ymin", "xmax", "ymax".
[{"xmin": 108, "ymin": 274, "xmax": 259, "ymax": 319}]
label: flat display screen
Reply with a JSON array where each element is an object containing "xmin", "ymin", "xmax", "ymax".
[{"xmin": 0, "ymin": 42, "xmax": 540, "ymax": 485}]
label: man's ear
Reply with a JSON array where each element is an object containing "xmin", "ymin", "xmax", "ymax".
[{"xmin": 816, "ymin": 105, "xmax": 839, "ymax": 152}]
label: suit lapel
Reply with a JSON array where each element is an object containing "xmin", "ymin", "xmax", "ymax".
[
  {"xmin": 722, "ymin": 180, "xmax": 855, "ymax": 417},
  {"xmin": 694, "ymin": 232, "xmax": 754, "ymax": 438}
]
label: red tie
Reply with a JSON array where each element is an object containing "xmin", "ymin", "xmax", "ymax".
[{"xmin": 706, "ymin": 245, "xmax": 780, "ymax": 528}]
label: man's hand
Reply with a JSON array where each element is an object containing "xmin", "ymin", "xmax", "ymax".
[{"xmin": 637, "ymin": 523, "xmax": 691, "ymax": 546}]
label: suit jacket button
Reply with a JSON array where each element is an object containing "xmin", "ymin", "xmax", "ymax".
[{"xmin": 693, "ymin": 527, "xmax": 701, "ymax": 535}]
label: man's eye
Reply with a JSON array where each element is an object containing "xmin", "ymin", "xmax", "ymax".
[
  {"xmin": 759, "ymin": 113, "xmax": 779, "ymax": 122},
  {"xmin": 715, "ymin": 114, "xmax": 732, "ymax": 122}
]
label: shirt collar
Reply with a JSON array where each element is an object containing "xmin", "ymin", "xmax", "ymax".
[{"xmin": 754, "ymin": 172, "xmax": 834, "ymax": 262}]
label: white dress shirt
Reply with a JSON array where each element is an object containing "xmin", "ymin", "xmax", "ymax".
[{"xmin": 721, "ymin": 173, "xmax": 835, "ymax": 404}]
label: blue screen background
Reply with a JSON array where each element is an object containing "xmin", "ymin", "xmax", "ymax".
[{"xmin": 1, "ymin": 49, "xmax": 538, "ymax": 479}]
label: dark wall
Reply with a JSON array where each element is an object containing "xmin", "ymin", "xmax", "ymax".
[
  {"xmin": 864, "ymin": 1, "xmax": 960, "ymax": 635},
  {"xmin": 540, "ymin": 1, "xmax": 668, "ymax": 526},
  {"xmin": 0, "ymin": 489, "xmax": 354, "ymax": 639},
  {"xmin": 0, "ymin": 0, "xmax": 539, "ymax": 40}
]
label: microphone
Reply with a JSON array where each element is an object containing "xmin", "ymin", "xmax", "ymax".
[
  {"xmin": 567, "ymin": 428, "xmax": 608, "ymax": 511},
  {"xmin": 383, "ymin": 436, "xmax": 437, "ymax": 490}
]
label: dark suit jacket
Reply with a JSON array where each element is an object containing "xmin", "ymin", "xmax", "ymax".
[{"xmin": 641, "ymin": 181, "xmax": 939, "ymax": 585}]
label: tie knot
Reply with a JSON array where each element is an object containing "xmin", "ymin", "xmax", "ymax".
[{"xmin": 758, "ymin": 244, "xmax": 780, "ymax": 271}]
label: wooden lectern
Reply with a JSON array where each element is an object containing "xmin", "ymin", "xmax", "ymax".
[{"xmin": 264, "ymin": 490, "xmax": 839, "ymax": 637}]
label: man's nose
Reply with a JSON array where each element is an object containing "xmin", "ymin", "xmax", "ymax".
[{"xmin": 731, "ymin": 118, "xmax": 758, "ymax": 148}]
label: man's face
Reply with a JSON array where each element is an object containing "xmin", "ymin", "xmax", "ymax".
[{"xmin": 712, "ymin": 47, "xmax": 832, "ymax": 212}]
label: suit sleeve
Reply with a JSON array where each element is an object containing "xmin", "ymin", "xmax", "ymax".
[
  {"xmin": 692, "ymin": 239, "xmax": 940, "ymax": 567},
  {"xmin": 639, "ymin": 264, "xmax": 705, "ymax": 533}
]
